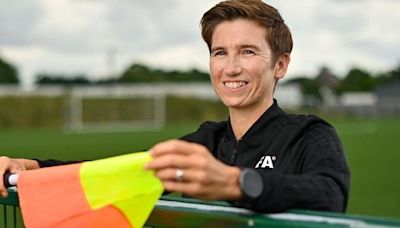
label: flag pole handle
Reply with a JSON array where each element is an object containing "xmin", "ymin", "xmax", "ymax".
[{"xmin": 3, "ymin": 172, "xmax": 18, "ymax": 188}]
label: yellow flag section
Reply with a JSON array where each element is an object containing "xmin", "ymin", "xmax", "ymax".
[
  {"xmin": 17, "ymin": 152, "xmax": 163, "ymax": 228},
  {"xmin": 81, "ymin": 152, "xmax": 163, "ymax": 227}
]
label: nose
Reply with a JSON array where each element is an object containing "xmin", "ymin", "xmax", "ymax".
[{"xmin": 225, "ymin": 55, "xmax": 242, "ymax": 77}]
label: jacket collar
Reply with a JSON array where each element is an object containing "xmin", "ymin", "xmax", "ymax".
[{"xmin": 224, "ymin": 99, "xmax": 286, "ymax": 144}]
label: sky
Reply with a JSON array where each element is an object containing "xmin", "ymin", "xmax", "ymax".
[{"xmin": 0, "ymin": 0, "xmax": 399, "ymax": 89}]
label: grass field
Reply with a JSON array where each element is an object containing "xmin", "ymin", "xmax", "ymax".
[
  {"xmin": 0, "ymin": 118, "xmax": 399, "ymax": 219},
  {"xmin": 330, "ymin": 117, "xmax": 400, "ymax": 219}
]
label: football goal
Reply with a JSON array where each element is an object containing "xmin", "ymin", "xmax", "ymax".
[{"xmin": 65, "ymin": 86, "xmax": 166, "ymax": 133}]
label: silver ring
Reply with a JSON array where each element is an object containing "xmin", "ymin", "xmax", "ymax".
[{"xmin": 175, "ymin": 168, "xmax": 184, "ymax": 182}]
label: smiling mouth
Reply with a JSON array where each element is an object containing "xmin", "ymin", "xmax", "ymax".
[{"xmin": 224, "ymin": 81, "xmax": 248, "ymax": 89}]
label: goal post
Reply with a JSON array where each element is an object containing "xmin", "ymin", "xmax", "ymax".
[{"xmin": 65, "ymin": 86, "xmax": 166, "ymax": 133}]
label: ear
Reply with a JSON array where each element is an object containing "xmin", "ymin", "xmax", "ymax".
[{"xmin": 274, "ymin": 53, "xmax": 290, "ymax": 80}]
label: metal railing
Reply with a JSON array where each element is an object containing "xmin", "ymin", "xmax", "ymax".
[
  {"xmin": 1, "ymin": 189, "xmax": 400, "ymax": 228},
  {"xmin": 1, "ymin": 189, "xmax": 21, "ymax": 228}
]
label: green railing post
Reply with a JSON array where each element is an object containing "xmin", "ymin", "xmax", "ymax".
[
  {"xmin": 3, "ymin": 204, "xmax": 7, "ymax": 228},
  {"xmin": 0, "ymin": 189, "xmax": 22, "ymax": 228}
]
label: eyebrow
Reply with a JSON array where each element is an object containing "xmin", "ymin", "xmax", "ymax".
[
  {"xmin": 210, "ymin": 46, "xmax": 224, "ymax": 54},
  {"xmin": 240, "ymin": 44, "xmax": 261, "ymax": 51},
  {"xmin": 210, "ymin": 44, "xmax": 261, "ymax": 54}
]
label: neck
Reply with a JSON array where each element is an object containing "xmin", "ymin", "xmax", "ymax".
[{"xmin": 229, "ymin": 99, "xmax": 273, "ymax": 140}]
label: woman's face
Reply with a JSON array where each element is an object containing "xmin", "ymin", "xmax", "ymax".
[{"xmin": 209, "ymin": 19, "xmax": 287, "ymax": 111}]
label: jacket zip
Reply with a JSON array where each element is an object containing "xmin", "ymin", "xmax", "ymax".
[{"xmin": 229, "ymin": 139, "xmax": 241, "ymax": 165}]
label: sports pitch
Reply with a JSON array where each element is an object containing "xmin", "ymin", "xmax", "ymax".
[{"xmin": 0, "ymin": 118, "xmax": 399, "ymax": 219}]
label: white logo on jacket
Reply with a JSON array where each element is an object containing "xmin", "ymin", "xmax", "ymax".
[{"xmin": 255, "ymin": 156, "xmax": 276, "ymax": 169}]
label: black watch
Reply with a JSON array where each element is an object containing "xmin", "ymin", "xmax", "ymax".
[{"xmin": 239, "ymin": 168, "xmax": 263, "ymax": 200}]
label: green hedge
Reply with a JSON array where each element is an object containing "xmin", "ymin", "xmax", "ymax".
[
  {"xmin": 0, "ymin": 96, "xmax": 228, "ymax": 128},
  {"xmin": 0, "ymin": 96, "xmax": 67, "ymax": 128}
]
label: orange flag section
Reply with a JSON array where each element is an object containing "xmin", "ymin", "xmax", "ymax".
[
  {"xmin": 55, "ymin": 206, "xmax": 131, "ymax": 228},
  {"xmin": 18, "ymin": 163, "xmax": 90, "ymax": 228},
  {"xmin": 17, "ymin": 152, "xmax": 163, "ymax": 228}
]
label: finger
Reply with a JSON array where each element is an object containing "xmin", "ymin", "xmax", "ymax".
[
  {"xmin": 150, "ymin": 140, "xmax": 205, "ymax": 157},
  {"xmin": 154, "ymin": 168, "xmax": 204, "ymax": 182},
  {"xmin": 162, "ymin": 180, "xmax": 202, "ymax": 196},
  {"xmin": 0, "ymin": 189, "xmax": 8, "ymax": 198},
  {"xmin": 0, "ymin": 157, "xmax": 11, "ymax": 197},
  {"xmin": 146, "ymin": 153, "xmax": 193, "ymax": 170},
  {"xmin": 0, "ymin": 169, "xmax": 9, "ymax": 197},
  {"xmin": 0, "ymin": 175, "xmax": 6, "ymax": 197},
  {"xmin": 9, "ymin": 165, "xmax": 24, "ymax": 174},
  {"xmin": 154, "ymin": 168, "xmax": 176, "ymax": 181}
]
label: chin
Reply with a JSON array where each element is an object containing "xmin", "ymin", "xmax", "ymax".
[{"xmin": 224, "ymin": 101, "xmax": 245, "ymax": 109}]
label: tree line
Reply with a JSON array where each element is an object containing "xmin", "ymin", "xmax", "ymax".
[
  {"xmin": 0, "ymin": 56, "xmax": 19, "ymax": 84},
  {"xmin": 285, "ymin": 65, "xmax": 400, "ymax": 99},
  {"xmin": 34, "ymin": 63, "xmax": 210, "ymax": 85}
]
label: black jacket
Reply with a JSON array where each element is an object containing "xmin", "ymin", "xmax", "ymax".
[
  {"xmin": 37, "ymin": 100, "xmax": 350, "ymax": 213},
  {"xmin": 180, "ymin": 100, "xmax": 350, "ymax": 213}
]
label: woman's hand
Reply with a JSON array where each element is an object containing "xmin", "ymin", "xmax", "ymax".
[
  {"xmin": 0, "ymin": 156, "xmax": 39, "ymax": 197},
  {"xmin": 145, "ymin": 139, "xmax": 242, "ymax": 200}
]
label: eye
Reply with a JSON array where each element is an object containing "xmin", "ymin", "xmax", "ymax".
[
  {"xmin": 242, "ymin": 49, "xmax": 255, "ymax": 55},
  {"xmin": 212, "ymin": 50, "xmax": 226, "ymax": 57}
]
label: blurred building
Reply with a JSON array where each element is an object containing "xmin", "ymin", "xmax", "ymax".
[
  {"xmin": 316, "ymin": 67, "xmax": 340, "ymax": 107},
  {"xmin": 375, "ymin": 80, "xmax": 400, "ymax": 116}
]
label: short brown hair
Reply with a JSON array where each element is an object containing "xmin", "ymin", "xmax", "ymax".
[{"xmin": 201, "ymin": 0, "xmax": 293, "ymax": 63}]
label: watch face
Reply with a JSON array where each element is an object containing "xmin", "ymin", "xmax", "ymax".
[{"xmin": 241, "ymin": 169, "xmax": 263, "ymax": 198}]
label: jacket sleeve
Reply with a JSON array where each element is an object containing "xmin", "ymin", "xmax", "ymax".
[
  {"xmin": 34, "ymin": 122, "xmax": 218, "ymax": 168},
  {"xmin": 34, "ymin": 159, "xmax": 84, "ymax": 168},
  {"xmin": 232, "ymin": 124, "xmax": 350, "ymax": 213}
]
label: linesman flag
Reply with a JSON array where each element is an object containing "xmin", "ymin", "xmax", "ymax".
[{"xmin": 16, "ymin": 152, "xmax": 163, "ymax": 228}]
